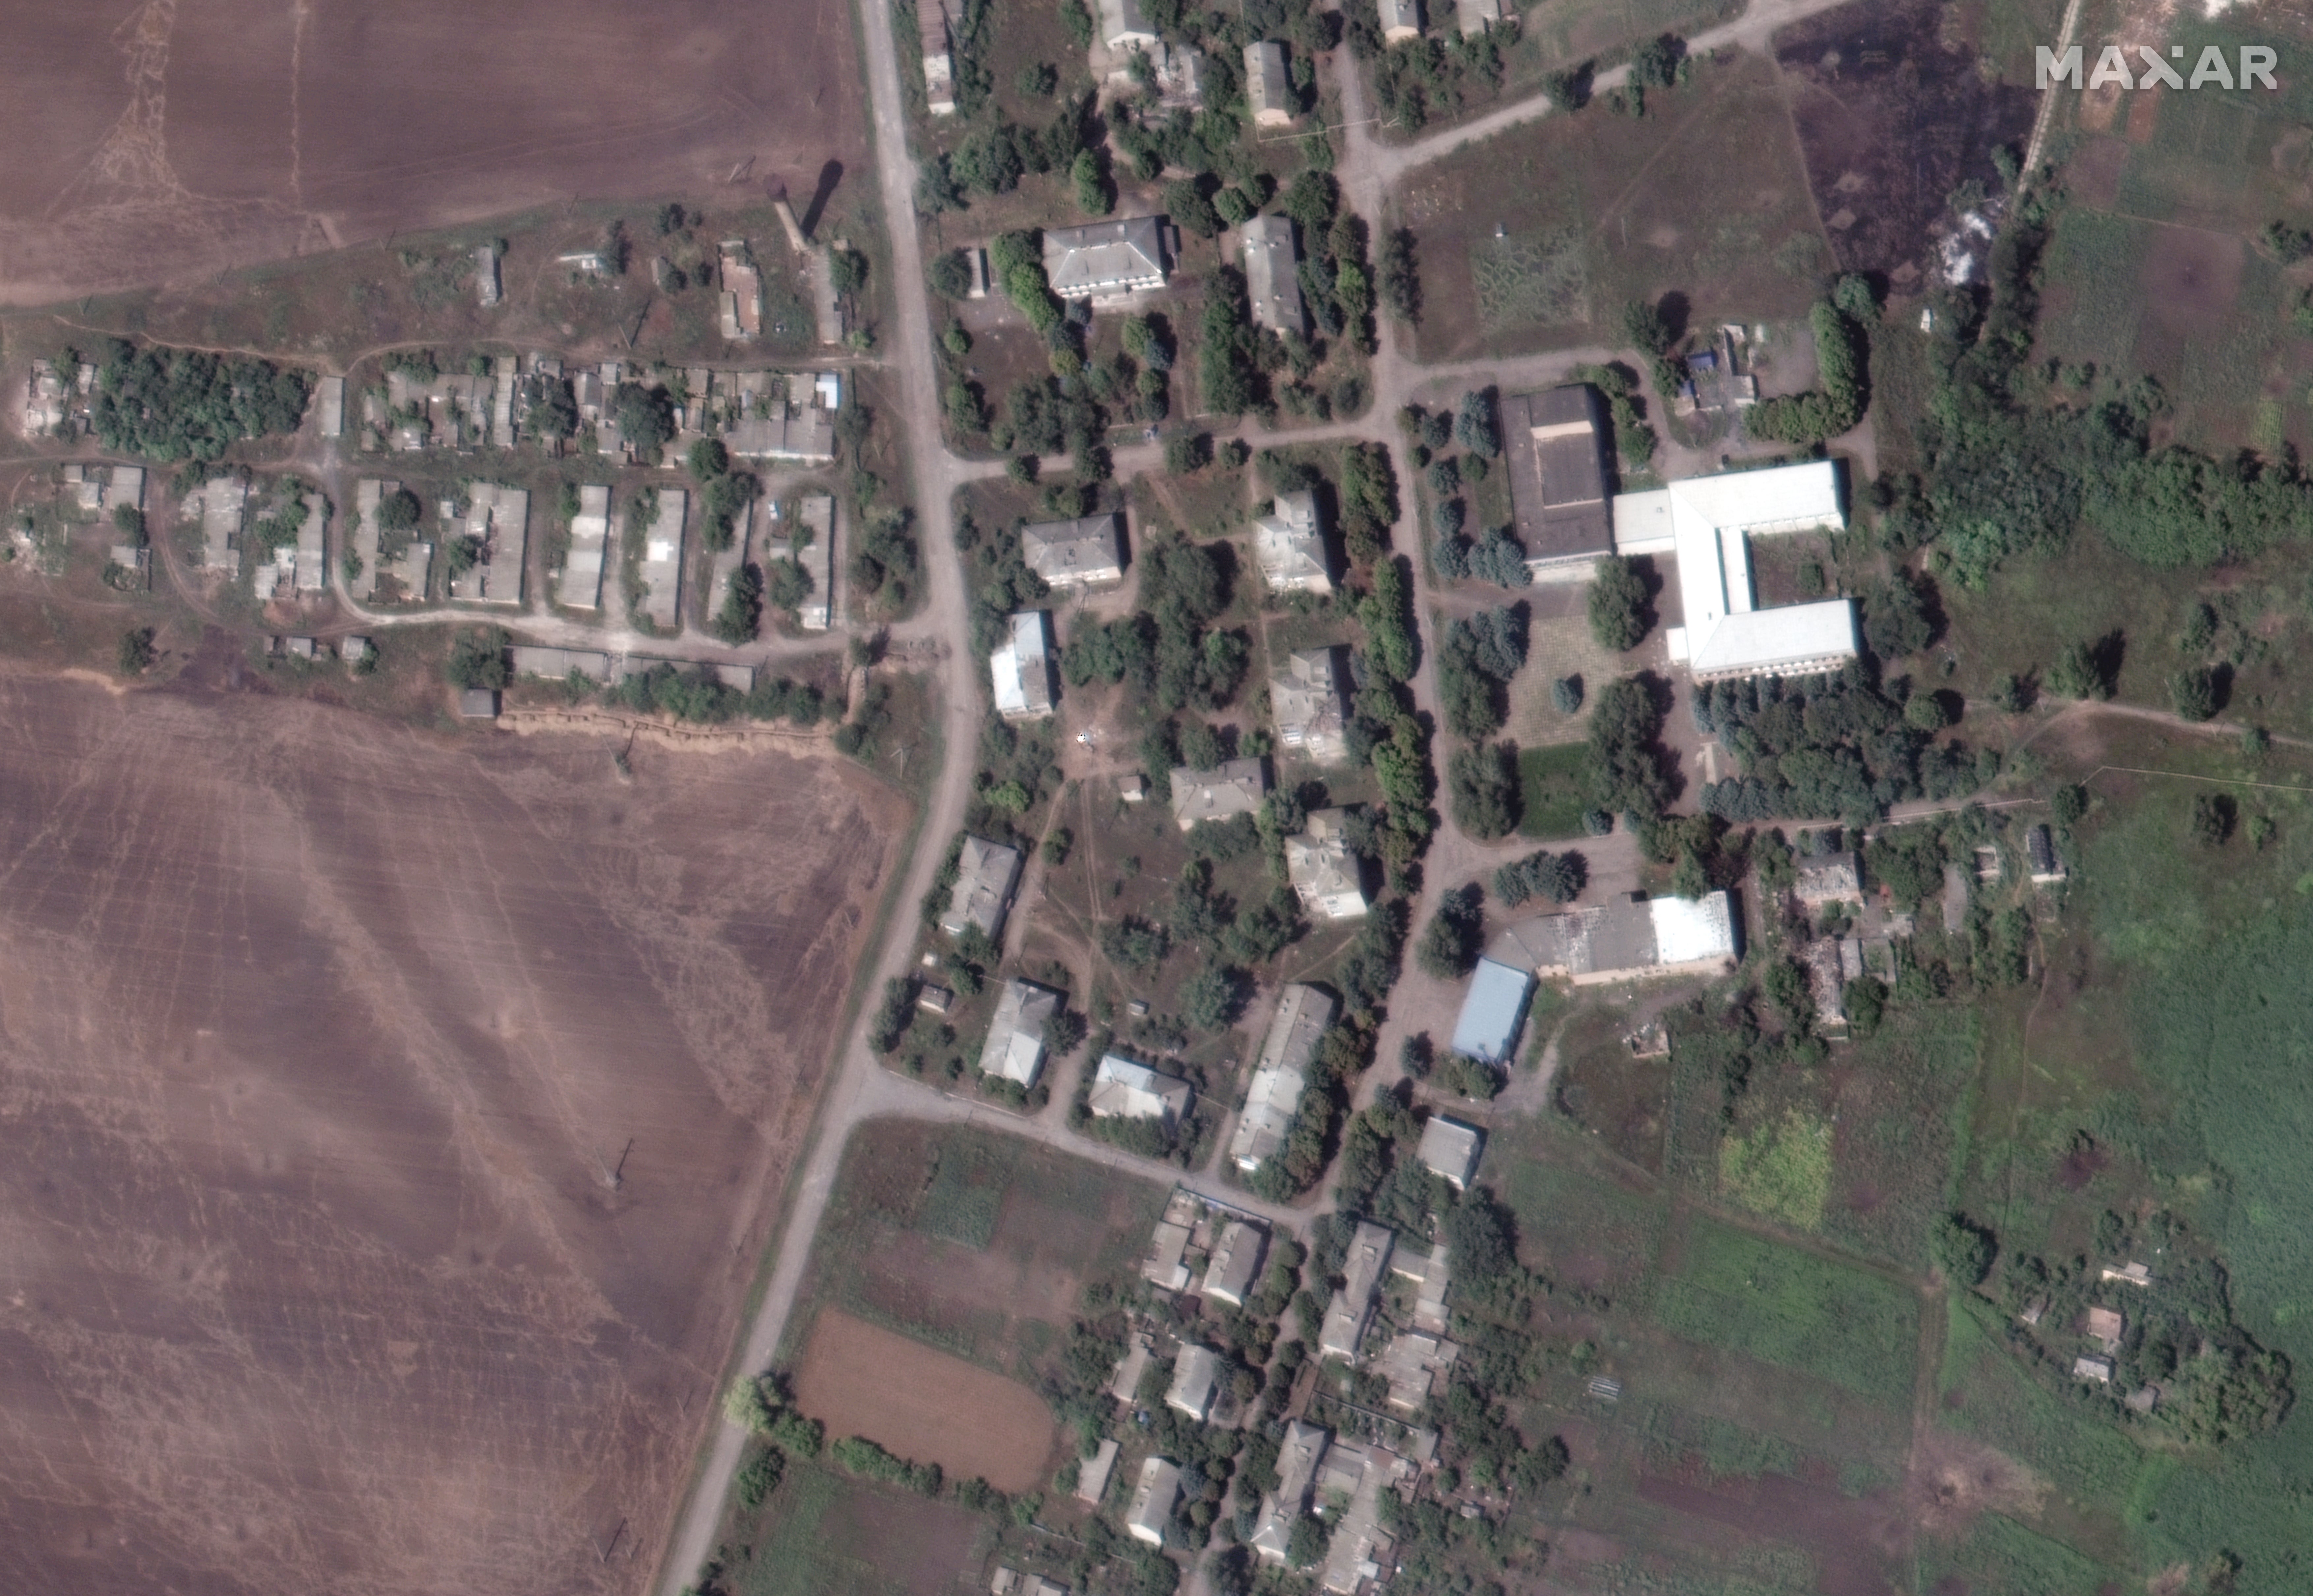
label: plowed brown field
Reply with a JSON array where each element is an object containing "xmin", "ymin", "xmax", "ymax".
[
  {"xmin": 0, "ymin": 667, "xmax": 909, "ymax": 1596},
  {"xmin": 0, "ymin": 0, "xmax": 867, "ymax": 304},
  {"xmin": 794, "ymin": 1311, "xmax": 1058, "ymax": 1494}
]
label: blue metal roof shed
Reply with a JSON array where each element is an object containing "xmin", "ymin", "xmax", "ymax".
[{"xmin": 1450, "ymin": 957, "xmax": 1535, "ymax": 1065}]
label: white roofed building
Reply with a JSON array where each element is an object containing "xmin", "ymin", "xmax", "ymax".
[
  {"xmin": 1286, "ymin": 808, "xmax": 1368, "ymax": 921},
  {"xmin": 1167, "ymin": 1344, "xmax": 1223, "ymax": 1420},
  {"xmin": 1377, "ymin": 0, "xmax": 1421, "ymax": 41},
  {"xmin": 1611, "ymin": 461, "xmax": 1855, "ymax": 681},
  {"xmin": 979, "ymin": 978, "xmax": 1062, "ymax": 1088},
  {"xmin": 1202, "ymin": 1220, "xmax": 1267, "ymax": 1305},
  {"xmin": 1127, "ymin": 1456, "xmax": 1180, "ymax": 1545},
  {"xmin": 1244, "ymin": 42, "xmax": 1294, "ymax": 126},
  {"xmin": 943, "ymin": 836, "xmax": 1025, "ymax": 941},
  {"xmin": 1044, "ymin": 218, "xmax": 1171, "ymax": 303},
  {"xmin": 1318, "ymin": 1221, "xmax": 1394, "ymax": 1361},
  {"xmin": 992, "ymin": 610, "xmax": 1056, "ymax": 720},
  {"xmin": 1271, "ymin": 647, "xmax": 1348, "ymax": 763},
  {"xmin": 1254, "ymin": 490, "xmax": 1331, "ymax": 593},
  {"xmin": 1022, "ymin": 512, "xmax": 1125, "ymax": 587},
  {"xmin": 1171, "ymin": 758, "xmax": 1268, "ymax": 829},
  {"xmin": 1090, "ymin": 1054, "xmax": 1193, "ymax": 1122},
  {"xmin": 1250, "ymin": 1421, "xmax": 1329, "ymax": 1565},
  {"xmin": 1418, "ymin": 1116, "xmax": 1485, "ymax": 1189},
  {"xmin": 1486, "ymin": 892, "xmax": 1741, "ymax": 984},
  {"xmin": 1230, "ymin": 983, "xmax": 1335, "ymax": 1170}
]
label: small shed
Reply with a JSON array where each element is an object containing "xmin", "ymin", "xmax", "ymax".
[
  {"xmin": 1417, "ymin": 1116, "xmax": 1485, "ymax": 1190},
  {"xmin": 457, "ymin": 687, "xmax": 500, "ymax": 719}
]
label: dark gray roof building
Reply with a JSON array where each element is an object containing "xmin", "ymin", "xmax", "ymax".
[
  {"xmin": 1504, "ymin": 386, "xmax": 1614, "ymax": 565},
  {"xmin": 1241, "ymin": 214, "xmax": 1304, "ymax": 333}
]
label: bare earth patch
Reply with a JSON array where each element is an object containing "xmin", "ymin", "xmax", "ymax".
[
  {"xmin": 795, "ymin": 1310, "xmax": 1059, "ymax": 1494},
  {"xmin": 1906, "ymin": 1427, "xmax": 2049, "ymax": 1540},
  {"xmin": 0, "ymin": 669, "xmax": 908, "ymax": 1596}
]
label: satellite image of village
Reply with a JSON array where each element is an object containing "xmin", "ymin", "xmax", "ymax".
[{"xmin": 5, "ymin": 0, "xmax": 2313, "ymax": 1593}]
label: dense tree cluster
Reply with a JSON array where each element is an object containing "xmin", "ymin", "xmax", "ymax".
[
  {"xmin": 89, "ymin": 340, "xmax": 312, "ymax": 462},
  {"xmin": 1437, "ymin": 605, "xmax": 1527, "ymax": 741},
  {"xmin": 1492, "ymin": 848, "xmax": 1585, "ymax": 907},
  {"xmin": 1586, "ymin": 674, "xmax": 1675, "ymax": 821},
  {"xmin": 1695, "ymin": 666, "xmax": 1997, "ymax": 824}
]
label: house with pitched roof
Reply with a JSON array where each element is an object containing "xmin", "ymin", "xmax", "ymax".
[{"xmin": 1286, "ymin": 809, "xmax": 1368, "ymax": 921}]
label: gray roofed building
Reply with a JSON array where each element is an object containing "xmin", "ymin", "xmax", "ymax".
[
  {"xmin": 1271, "ymin": 647, "xmax": 1348, "ymax": 763},
  {"xmin": 558, "ymin": 485, "xmax": 612, "ymax": 610},
  {"xmin": 1253, "ymin": 489, "xmax": 1330, "ymax": 593},
  {"xmin": 1286, "ymin": 808, "xmax": 1368, "ymax": 921},
  {"xmin": 1241, "ymin": 214, "xmax": 1305, "ymax": 334},
  {"xmin": 1044, "ymin": 217, "xmax": 1171, "ymax": 301},
  {"xmin": 1126, "ymin": 1456, "xmax": 1180, "ymax": 1546},
  {"xmin": 1244, "ymin": 41, "xmax": 1293, "ymax": 126},
  {"xmin": 1793, "ymin": 852, "xmax": 1862, "ymax": 907},
  {"xmin": 1250, "ymin": 1421, "xmax": 1329, "ymax": 1565},
  {"xmin": 1201, "ymin": 1219, "xmax": 1266, "ymax": 1305},
  {"xmin": 295, "ymin": 491, "xmax": 328, "ymax": 594},
  {"xmin": 2028, "ymin": 824, "xmax": 2067, "ymax": 883},
  {"xmin": 1392, "ymin": 1241, "xmax": 1452, "ymax": 1333},
  {"xmin": 1110, "ymin": 1330, "xmax": 1155, "ymax": 1396},
  {"xmin": 723, "ymin": 409, "xmax": 836, "ymax": 463},
  {"xmin": 448, "ymin": 484, "xmax": 527, "ymax": 606},
  {"xmin": 792, "ymin": 495, "xmax": 836, "ymax": 630},
  {"xmin": 992, "ymin": 610, "xmax": 1056, "ymax": 720},
  {"xmin": 1504, "ymin": 386, "xmax": 1614, "ymax": 566},
  {"xmin": 458, "ymin": 688, "xmax": 500, "ymax": 719},
  {"xmin": 317, "ymin": 376, "xmax": 345, "ymax": 438},
  {"xmin": 942, "ymin": 835, "xmax": 1025, "ymax": 940},
  {"xmin": 1456, "ymin": 0, "xmax": 1501, "ymax": 32},
  {"xmin": 1171, "ymin": 758, "xmax": 1268, "ymax": 830},
  {"xmin": 1377, "ymin": 0, "xmax": 1421, "ymax": 40},
  {"xmin": 1090, "ymin": 1054, "xmax": 1193, "ymax": 1122},
  {"xmin": 1318, "ymin": 1221, "xmax": 1394, "ymax": 1361},
  {"xmin": 1167, "ymin": 1344, "xmax": 1223, "ymax": 1420},
  {"xmin": 1418, "ymin": 1116, "xmax": 1485, "ymax": 1189},
  {"xmin": 1485, "ymin": 892, "xmax": 1741, "ymax": 985},
  {"xmin": 918, "ymin": 0, "xmax": 956, "ymax": 114},
  {"xmin": 476, "ymin": 243, "xmax": 502, "ymax": 307},
  {"xmin": 1230, "ymin": 983, "xmax": 1335, "ymax": 1169},
  {"xmin": 1022, "ymin": 512, "xmax": 1125, "ymax": 587},
  {"xmin": 1376, "ymin": 1330, "xmax": 1456, "ymax": 1413},
  {"xmin": 510, "ymin": 647, "xmax": 612, "ymax": 682},
  {"xmin": 1099, "ymin": 0, "xmax": 1158, "ymax": 48},
  {"xmin": 1318, "ymin": 1441, "xmax": 1405, "ymax": 1595},
  {"xmin": 1075, "ymin": 1438, "xmax": 1120, "ymax": 1504},
  {"xmin": 1449, "ymin": 958, "xmax": 1534, "ymax": 1066},
  {"xmin": 980, "ymin": 978, "xmax": 1062, "ymax": 1088},
  {"xmin": 1141, "ymin": 1224, "xmax": 1193, "ymax": 1292},
  {"xmin": 195, "ymin": 472, "xmax": 249, "ymax": 575},
  {"xmin": 636, "ymin": 488, "xmax": 687, "ymax": 630}
]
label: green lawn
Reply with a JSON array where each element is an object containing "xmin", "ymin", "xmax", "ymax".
[
  {"xmin": 1653, "ymin": 1218, "xmax": 1919, "ymax": 1408},
  {"xmin": 1516, "ymin": 741, "xmax": 1592, "ymax": 839}
]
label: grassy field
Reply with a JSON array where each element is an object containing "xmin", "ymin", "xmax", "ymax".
[
  {"xmin": 1653, "ymin": 1216, "xmax": 1920, "ymax": 1409},
  {"xmin": 1398, "ymin": 48, "xmax": 1829, "ymax": 361},
  {"xmin": 1514, "ymin": 740, "xmax": 1593, "ymax": 839},
  {"xmin": 783, "ymin": 1121, "xmax": 1169, "ymax": 1380},
  {"xmin": 726, "ymin": 1461, "xmax": 993, "ymax": 1596}
]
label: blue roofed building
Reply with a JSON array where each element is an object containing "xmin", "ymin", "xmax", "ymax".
[{"xmin": 1450, "ymin": 957, "xmax": 1534, "ymax": 1065}]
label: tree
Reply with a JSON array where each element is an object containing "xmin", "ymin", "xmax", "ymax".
[
  {"xmin": 446, "ymin": 627, "xmax": 511, "ymax": 689},
  {"xmin": 1587, "ymin": 555, "xmax": 1650, "ymax": 651},
  {"xmin": 2189, "ymin": 792, "xmax": 2234, "ymax": 847},
  {"xmin": 928, "ymin": 249, "xmax": 975, "ymax": 298},
  {"xmin": 1286, "ymin": 1513, "xmax": 1330, "ymax": 1570},
  {"xmin": 1843, "ymin": 975, "xmax": 1887, "ymax": 1038},
  {"xmin": 1448, "ymin": 743, "xmax": 1519, "ymax": 839},
  {"xmin": 1618, "ymin": 297, "xmax": 1675, "ymax": 357},
  {"xmin": 526, "ymin": 376, "xmax": 578, "ymax": 440},
  {"xmin": 1551, "ymin": 674, "xmax": 1583, "ymax": 714},
  {"xmin": 377, "ymin": 487, "xmax": 422, "ymax": 532},
  {"xmin": 1164, "ymin": 179, "xmax": 1224, "ymax": 240},
  {"xmin": 713, "ymin": 563, "xmax": 763, "ymax": 645},
  {"xmin": 1863, "ymin": 572, "xmax": 1934, "ymax": 659},
  {"xmin": 1181, "ymin": 962, "xmax": 1246, "ymax": 1031},
  {"xmin": 1454, "ymin": 389, "xmax": 1500, "ymax": 457},
  {"xmin": 2045, "ymin": 638, "xmax": 2111, "ymax": 701},
  {"xmin": 2169, "ymin": 665, "xmax": 2219, "ymax": 722},
  {"xmin": 614, "ymin": 382, "xmax": 677, "ymax": 460},
  {"xmin": 1628, "ymin": 32, "xmax": 1685, "ymax": 88},
  {"xmin": 1415, "ymin": 884, "xmax": 1485, "ymax": 979},
  {"xmin": 1378, "ymin": 228, "xmax": 1420, "ymax": 322},
  {"xmin": 1904, "ymin": 692, "xmax": 1950, "ymax": 731},
  {"xmin": 2051, "ymin": 783, "xmax": 2087, "ymax": 827},
  {"xmin": 1071, "ymin": 150, "xmax": 1113, "ymax": 216},
  {"xmin": 1931, "ymin": 1212, "xmax": 1997, "ymax": 1287},
  {"xmin": 116, "ymin": 627, "xmax": 156, "ymax": 676}
]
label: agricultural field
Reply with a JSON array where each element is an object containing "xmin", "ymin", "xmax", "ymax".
[
  {"xmin": 781, "ymin": 1121, "xmax": 1169, "ymax": 1381},
  {"xmin": 0, "ymin": 0, "xmax": 870, "ymax": 311},
  {"xmin": 1397, "ymin": 48, "xmax": 1831, "ymax": 361},
  {"xmin": 2031, "ymin": 12, "xmax": 2313, "ymax": 453},
  {"xmin": 0, "ymin": 669, "xmax": 913, "ymax": 1596}
]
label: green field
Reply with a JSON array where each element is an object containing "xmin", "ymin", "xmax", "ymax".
[
  {"xmin": 1402, "ymin": 49, "xmax": 1827, "ymax": 360},
  {"xmin": 1653, "ymin": 1218, "xmax": 1920, "ymax": 1408},
  {"xmin": 1515, "ymin": 741, "xmax": 1592, "ymax": 839},
  {"xmin": 732, "ymin": 1463, "xmax": 991, "ymax": 1596},
  {"xmin": 785, "ymin": 1122, "xmax": 1169, "ymax": 1379}
]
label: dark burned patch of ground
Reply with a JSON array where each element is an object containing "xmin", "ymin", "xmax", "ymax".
[
  {"xmin": 0, "ymin": 670, "xmax": 909, "ymax": 1596},
  {"xmin": 0, "ymin": 0, "xmax": 869, "ymax": 305},
  {"xmin": 1775, "ymin": 0, "xmax": 2038, "ymax": 281},
  {"xmin": 1637, "ymin": 1465, "xmax": 1900, "ymax": 1596}
]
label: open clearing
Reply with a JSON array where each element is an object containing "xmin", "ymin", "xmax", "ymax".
[
  {"xmin": 794, "ymin": 1311, "xmax": 1057, "ymax": 1493},
  {"xmin": 0, "ymin": 669, "xmax": 909, "ymax": 1596},
  {"xmin": 0, "ymin": 0, "xmax": 869, "ymax": 305}
]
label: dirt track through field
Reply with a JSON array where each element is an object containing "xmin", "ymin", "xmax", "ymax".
[
  {"xmin": 0, "ymin": 0, "xmax": 868, "ymax": 304},
  {"xmin": 0, "ymin": 666, "xmax": 908, "ymax": 1596},
  {"xmin": 794, "ymin": 1310, "xmax": 1057, "ymax": 1494}
]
